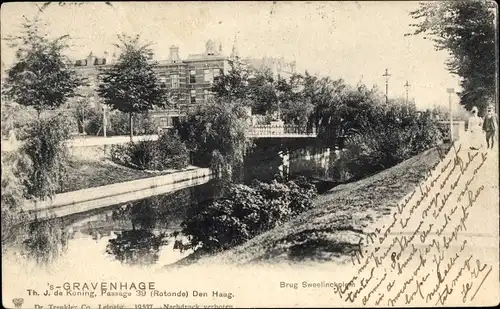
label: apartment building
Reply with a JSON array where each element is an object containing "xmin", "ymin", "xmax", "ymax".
[{"xmin": 70, "ymin": 39, "xmax": 296, "ymax": 129}]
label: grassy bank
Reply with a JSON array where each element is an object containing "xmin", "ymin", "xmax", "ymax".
[
  {"xmin": 60, "ymin": 147, "xmax": 195, "ymax": 194},
  {"xmin": 173, "ymin": 144, "xmax": 450, "ymax": 266}
]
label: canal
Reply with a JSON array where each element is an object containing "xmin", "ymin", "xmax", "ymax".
[{"xmin": 5, "ymin": 145, "xmax": 342, "ymax": 270}]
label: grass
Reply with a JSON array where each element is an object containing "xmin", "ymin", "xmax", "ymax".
[
  {"xmin": 59, "ymin": 147, "xmax": 193, "ymax": 194},
  {"xmin": 174, "ymin": 144, "xmax": 451, "ymax": 267}
]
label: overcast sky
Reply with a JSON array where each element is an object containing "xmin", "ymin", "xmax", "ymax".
[{"xmin": 1, "ymin": 1, "xmax": 463, "ymax": 110}]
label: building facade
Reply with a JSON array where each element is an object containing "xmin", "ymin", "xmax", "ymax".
[{"xmin": 70, "ymin": 39, "xmax": 297, "ymax": 129}]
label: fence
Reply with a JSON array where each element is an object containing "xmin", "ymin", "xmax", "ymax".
[{"xmin": 248, "ymin": 124, "xmax": 317, "ymax": 136}]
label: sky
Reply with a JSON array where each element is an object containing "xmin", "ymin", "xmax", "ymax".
[{"xmin": 1, "ymin": 1, "xmax": 463, "ymax": 110}]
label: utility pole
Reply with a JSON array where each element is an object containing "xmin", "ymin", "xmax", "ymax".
[
  {"xmin": 404, "ymin": 81, "xmax": 411, "ymax": 106},
  {"xmin": 383, "ymin": 69, "xmax": 391, "ymax": 104},
  {"xmin": 447, "ymin": 88, "xmax": 454, "ymax": 141}
]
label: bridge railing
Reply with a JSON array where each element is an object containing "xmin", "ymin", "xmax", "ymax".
[{"xmin": 249, "ymin": 124, "xmax": 317, "ymax": 136}]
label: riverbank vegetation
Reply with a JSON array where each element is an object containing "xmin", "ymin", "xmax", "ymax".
[
  {"xmin": 1, "ymin": 113, "xmax": 73, "ymax": 262},
  {"xmin": 179, "ymin": 177, "xmax": 317, "ymax": 254},
  {"xmin": 178, "ymin": 144, "xmax": 450, "ymax": 265},
  {"xmin": 109, "ymin": 131, "xmax": 189, "ymax": 171}
]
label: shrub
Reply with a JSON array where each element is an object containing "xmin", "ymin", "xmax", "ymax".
[
  {"xmin": 84, "ymin": 108, "xmax": 105, "ymax": 136},
  {"xmin": 331, "ymin": 107, "xmax": 444, "ymax": 181},
  {"xmin": 110, "ymin": 131, "xmax": 189, "ymax": 170},
  {"xmin": 155, "ymin": 131, "xmax": 190, "ymax": 169},
  {"xmin": 1, "ymin": 152, "xmax": 30, "ymax": 248},
  {"xmin": 180, "ymin": 177, "xmax": 317, "ymax": 253},
  {"xmin": 18, "ymin": 114, "xmax": 72, "ymax": 200}
]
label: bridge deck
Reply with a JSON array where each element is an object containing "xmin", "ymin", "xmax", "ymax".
[{"xmin": 2, "ymin": 131, "xmax": 317, "ymax": 152}]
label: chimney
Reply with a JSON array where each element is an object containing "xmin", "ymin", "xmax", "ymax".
[
  {"xmin": 169, "ymin": 45, "xmax": 180, "ymax": 63},
  {"xmin": 206, "ymin": 39, "xmax": 215, "ymax": 56}
]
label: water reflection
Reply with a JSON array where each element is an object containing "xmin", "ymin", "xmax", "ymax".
[
  {"xmin": 22, "ymin": 218, "xmax": 69, "ymax": 265},
  {"xmin": 13, "ymin": 146, "xmax": 341, "ymax": 268},
  {"xmin": 106, "ymin": 230, "xmax": 169, "ymax": 266}
]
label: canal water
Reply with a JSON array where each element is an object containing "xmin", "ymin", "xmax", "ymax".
[{"xmin": 6, "ymin": 145, "xmax": 341, "ymax": 270}]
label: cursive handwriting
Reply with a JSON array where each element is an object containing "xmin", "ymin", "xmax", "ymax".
[{"xmin": 341, "ymin": 144, "xmax": 494, "ymax": 306}]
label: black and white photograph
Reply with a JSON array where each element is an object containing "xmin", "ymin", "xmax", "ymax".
[{"xmin": 1, "ymin": 1, "xmax": 499, "ymax": 308}]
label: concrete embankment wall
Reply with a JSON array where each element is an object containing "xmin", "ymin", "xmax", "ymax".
[{"xmin": 24, "ymin": 167, "xmax": 212, "ymax": 219}]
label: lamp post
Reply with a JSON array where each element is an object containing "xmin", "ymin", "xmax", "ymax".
[
  {"xmin": 383, "ymin": 69, "xmax": 391, "ymax": 104},
  {"xmin": 404, "ymin": 81, "xmax": 411, "ymax": 106},
  {"xmin": 102, "ymin": 103, "xmax": 107, "ymax": 137},
  {"xmin": 446, "ymin": 88, "xmax": 454, "ymax": 141}
]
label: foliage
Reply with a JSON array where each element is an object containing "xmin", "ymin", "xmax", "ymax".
[
  {"xmin": 0, "ymin": 103, "xmax": 38, "ymax": 139},
  {"xmin": 2, "ymin": 16, "xmax": 86, "ymax": 113},
  {"xmin": 22, "ymin": 219, "xmax": 69, "ymax": 265},
  {"xmin": 83, "ymin": 108, "xmax": 104, "ymax": 135},
  {"xmin": 97, "ymin": 34, "xmax": 168, "ymax": 139},
  {"xmin": 19, "ymin": 114, "xmax": 72, "ymax": 201},
  {"xmin": 71, "ymin": 98, "xmax": 92, "ymax": 134},
  {"xmin": 175, "ymin": 98, "xmax": 253, "ymax": 187},
  {"xmin": 332, "ymin": 105, "xmax": 444, "ymax": 181},
  {"xmin": 408, "ymin": 0, "xmax": 496, "ymax": 113},
  {"xmin": 110, "ymin": 131, "xmax": 188, "ymax": 170},
  {"xmin": 106, "ymin": 230, "xmax": 168, "ymax": 266},
  {"xmin": 211, "ymin": 59, "xmax": 251, "ymax": 100},
  {"xmin": 181, "ymin": 177, "xmax": 317, "ymax": 253},
  {"xmin": 1, "ymin": 152, "xmax": 30, "ymax": 248},
  {"xmin": 246, "ymin": 69, "xmax": 279, "ymax": 115}
]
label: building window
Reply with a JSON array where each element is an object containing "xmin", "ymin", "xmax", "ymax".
[
  {"xmin": 190, "ymin": 90, "xmax": 196, "ymax": 104},
  {"xmin": 171, "ymin": 74, "xmax": 179, "ymax": 89},
  {"xmin": 158, "ymin": 76, "xmax": 167, "ymax": 88},
  {"xmin": 213, "ymin": 68, "xmax": 221, "ymax": 78},
  {"xmin": 204, "ymin": 89, "xmax": 209, "ymax": 102},
  {"xmin": 160, "ymin": 117, "xmax": 168, "ymax": 128},
  {"xmin": 190, "ymin": 70, "xmax": 196, "ymax": 84},
  {"xmin": 204, "ymin": 69, "xmax": 213, "ymax": 83}
]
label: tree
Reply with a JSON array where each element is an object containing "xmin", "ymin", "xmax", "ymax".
[
  {"xmin": 408, "ymin": 0, "xmax": 496, "ymax": 113},
  {"xmin": 278, "ymin": 74, "xmax": 314, "ymax": 128},
  {"xmin": 1, "ymin": 152, "xmax": 30, "ymax": 248},
  {"xmin": 175, "ymin": 98, "xmax": 253, "ymax": 191},
  {"xmin": 97, "ymin": 34, "xmax": 168, "ymax": 140},
  {"xmin": 2, "ymin": 16, "xmax": 86, "ymax": 116},
  {"xmin": 71, "ymin": 97, "xmax": 92, "ymax": 134},
  {"xmin": 211, "ymin": 58, "xmax": 251, "ymax": 100},
  {"xmin": 19, "ymin": 114, "xmax": 73, "ymax": 201},
  {"xmin": 246, "ymin": 68, "xmax": 278, "ymax": 115}
]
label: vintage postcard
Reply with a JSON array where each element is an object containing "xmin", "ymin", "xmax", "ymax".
[{"xmin": 1, "ymin": 1, "xmax": 499, "ymax": 308}]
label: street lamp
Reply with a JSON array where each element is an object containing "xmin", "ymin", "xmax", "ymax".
[
  {"xmin": 383, "ymin": 69, "xmax": 391, "ymax": 104},
  {"xmin": 446, "ymin": 88, "xmax": 454, "ymax": 141}
]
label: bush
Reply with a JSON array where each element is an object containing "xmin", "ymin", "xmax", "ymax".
[
  {"xmin": 19, "ymin": 114, "xmax": 72, "ymax": 200},
  {"xmin": 84, "ymin": 108, "xmax": 104, "ymax": 135},
  {"xmin": 330, "ymin": 107, "xmax": 444, "ymax": 181},
  {"xmin": 110, "ymin": 131, "xmax": 189, "ymax": 170},
  {"xmin": 180, "ymin": 176, "xmax": 317, "ymax": 253},
  {"xmin": 1, "ymin": 152, "xmax": 30, "ymax": 248}
]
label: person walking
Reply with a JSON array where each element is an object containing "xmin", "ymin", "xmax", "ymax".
[
  {"xmin": 483, "ymin": 104, "xmax": 498, "ymax": 149},
  {"xmin": 467, "ymin": 106, "xmax": 483, "ymax": 150}
]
